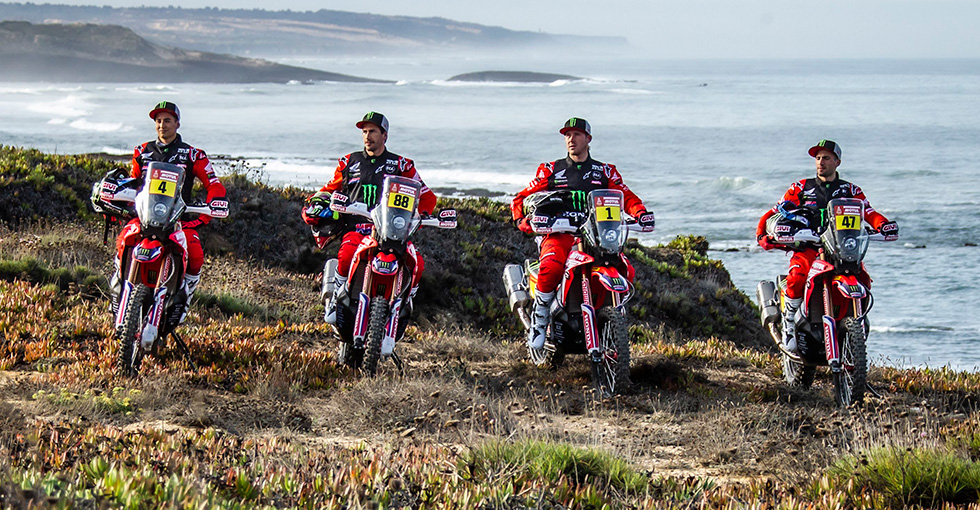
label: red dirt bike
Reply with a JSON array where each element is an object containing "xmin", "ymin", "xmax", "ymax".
[
  {"xmin": 91, "ymin": 162, "xmax": 228, "ymax": 376},
  {"xmin": 502, "ymin": 189, "xmax": 654, "ymax": 396},
  {"xmin": 310, "ymin": 175, "xmax": 456, "ymax": 375},
  {"xmin": 756, "ymin": 197, "xmax": 897, "ymax": 406}
]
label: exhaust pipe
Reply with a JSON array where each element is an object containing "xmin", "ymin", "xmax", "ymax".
[
  {"xmin": 502, "ymin": 263, "xmax": 530, "ymax": 312},
  {"xmin": 321, "ymin": 258, "xmax": 338, "ymax": 301},
  {"xmin": 756, "ymin": 280, "xmax": 780, "ymax": 328}
]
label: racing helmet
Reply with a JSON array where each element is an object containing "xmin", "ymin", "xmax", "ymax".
[
  {"xmin": 765, "ymin": 204, "xmax": 817, "ymax": 240},
  {"xmin": 90, "ymin": 169, "xmax": 139, "ymax": 221},
  {"xmin": 522, "ymin": 191, "xmax": 587, "ymax": 231}
]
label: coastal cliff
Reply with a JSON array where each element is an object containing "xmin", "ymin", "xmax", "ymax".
[{"xmin": 0, "ymin": 21, "xmax": 389, "ymax": 83}]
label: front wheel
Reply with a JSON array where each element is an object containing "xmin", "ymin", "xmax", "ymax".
[
  {"xmin": 362, "ymin": 296, "xmax": 390, "ymax": 376},
  {"xmin": 592, "ymin": 306, "xmax": 631, "ymax": 397},
  {"xmin": 118, "ymin": 284, "xmax": 151, "ymax": 377},
  {"xmin": 833, "ymin": 316, "xmax": 868, "ymax": 406}
]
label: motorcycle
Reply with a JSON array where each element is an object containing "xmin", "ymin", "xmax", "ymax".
[
  {"xmin": 501, "ymin": 189, "xmax": 654, "ymax": 397},
  {"xmin": 306, "ymin": 175, "xmax": 457, "ymax": 375},
  {"xmin": 756, "ymin": 197, "xmax": 897, "ymax": 406},
  {"xmin": 91, "ymin": 161, "xmax": 228, "ymax": 376}
]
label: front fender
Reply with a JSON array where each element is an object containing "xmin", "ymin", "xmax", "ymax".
[
  {"xmin": 591, "ymin": 266, "xmax": 630, "ymax": 293},
  {"xmin": 832, "ymin": 274, "xmax": 867, "ymax": 299}
]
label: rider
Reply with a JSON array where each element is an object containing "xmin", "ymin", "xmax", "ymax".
[
  {"xmin": 115, "ymin": 101, "xmax": 228, "ymax": 319},
  {"xmin": 757, "ymin": 139, "xmax": 898, "ymax": 352},
  {"xmin": 303, "ymin": 111, "xmax": 437, "ymax": 324},
  {"xmin": 511, "ymin": 117, "xmax": 655, "ymax": 351}
]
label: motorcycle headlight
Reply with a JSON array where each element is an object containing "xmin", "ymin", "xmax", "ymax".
[
  {"xmin": 843, "ymin": 237, "xmax": 858, "ymax": 251},
  {"xmin": 603, "ymin": 229, "xmax": 619, "ymax": 243},
  {"xmin": 392, "ymin": 216, "xmax": 406, "ymax": 230},
  {"xmin": 153, "ymin": 203, "xmax": 168, "ymax": 217}
]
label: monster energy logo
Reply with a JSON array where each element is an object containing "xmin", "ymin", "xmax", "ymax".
[
  {"xmin": 156, "ymin": 101, "xmax": 167, "ymax": 109},
  {"xmin": 569, "ymin": 190, "xmax": 587, "ymax": 211},
  {"xmin": 366, "ymin": 112, "xmax": 376, "ymax": 120},
  {"xmin": 569, "ymin": 118, "xmax": 577, "ymax": 127},
  {"xmin": 361, "ymin": 184, "xmax": 378, "ymax": 205}
]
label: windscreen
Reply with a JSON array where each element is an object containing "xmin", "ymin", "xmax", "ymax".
[
  {"xmin": 376, "ymin": 175, "xmax": 422, "ymax": 242},
  {"xmin": 137, "ymin": 161, "xmax": 186, "ymax": 229}
]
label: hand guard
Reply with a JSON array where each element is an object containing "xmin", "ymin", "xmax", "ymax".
[
  {"xmin": 878, "ymin": 221, "xmax": 899, "ymax": 239},
  {"xmin": 635, "ymin": 210, "xmax": 656, "ymax": 231},
  {"xmin": 208, "ymin": 197, "xmax": 229, "ymax": 218}
]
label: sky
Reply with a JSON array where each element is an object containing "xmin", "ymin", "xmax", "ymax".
[{"xmin": 40, "ymin": 0, "xmax": 980, "ymax": 58}]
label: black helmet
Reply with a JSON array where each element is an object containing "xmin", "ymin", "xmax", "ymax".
[
  {"xmin": 766, "ymin": 204, "xmax": 818, "ymax": 239},
  {"xmin": 522, "ymin": 190, "xmax": 588, "ymax": 230},
  {"xmin": 91, "ymin": 169, "xmax": 138, "ymax": 221}
]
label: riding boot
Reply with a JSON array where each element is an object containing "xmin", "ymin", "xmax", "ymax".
[
  {"xmin": 527, "ymin": 290, "xmax": 554, "ymax": 350},
  {"xmin": 782, "ymin": 296, "xmax": 802, "ymax": 353},
  {"xmin": 325, "ymin": 275, "xmax": 348, "ymax": 325},
  {"xmin": 178, "ymin": 273, "xmax": 200, "ymax": 324}
]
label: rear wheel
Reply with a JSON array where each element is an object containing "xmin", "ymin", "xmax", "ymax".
[
  {"xmin": 118, "ymin": 284, "xmax": 150, "ymax": 377},
  {"xmin": 833, "ymin": 316, "xmax": 868, "ymax": 406},
  {"xmin": 362, "ymin": 297, "xmax": 390, "ymax": 376},
  {"xmin": 592, "ymin": 306, "xmax": 631, "ymax": 397},
  {"xmin": 337, "ymin": 341, "xmax": 363, "ymax": 369},
  {"xmin": 782, "ymin": 354, "xmax": 815, "ymax": 388}
]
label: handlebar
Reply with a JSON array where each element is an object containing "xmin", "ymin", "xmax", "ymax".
[
  {"xmin": 185, "ymin": 204, "xmax": 228, "ymax": 219},
  {"xmin": 330, "ymin": 197, "xmax": 457, "ymax": 229},
  {"xmin": 774, "ymin": 229, "xmax": 898, "ymax": 245}
]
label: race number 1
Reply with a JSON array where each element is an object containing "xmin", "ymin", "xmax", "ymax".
[
  {"xmin": 387, "ymin": 192, "xmax": 415, "ymax": 211},
  {"xmin": 596, "ymin": 206, "xmax": 621, "ymax": 222}
]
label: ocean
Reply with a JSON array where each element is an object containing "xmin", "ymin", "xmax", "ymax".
[{"xmin": 2, "ymin": 55, "xmax": 978, "ymax": 371}]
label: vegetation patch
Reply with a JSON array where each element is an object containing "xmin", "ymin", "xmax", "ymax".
[{"xmin": 820, "ymin": 447, "xmax": 980, "ymax": 508}]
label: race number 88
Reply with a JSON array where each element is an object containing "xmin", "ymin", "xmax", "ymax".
[{"xmin": 388, "ymin": 192, "xmax": 415, "ymax": 211}]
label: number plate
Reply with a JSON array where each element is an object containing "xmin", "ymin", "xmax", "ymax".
[
  {"xmin": 387, "ymin": 192, "xmax": 415, "ymax": 211},
  {"xmin": 596, "ymin": 206, "xmax": 621, "ymax": 222},
  {"xmin": 835, "ymin": 214, "xmax": 861, "ymax": 230},
  {"xmin": 149, "ymin": 168, "xmax": 179, "ymax": 198}
]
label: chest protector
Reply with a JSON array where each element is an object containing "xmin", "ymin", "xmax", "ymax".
[
  {"xmin": 546, "ymin": 157, "xmax": 611, "ymax": 193},
  {"xmin": 341, "ymin": 151, "xmax": 410, "ymax": 209}
]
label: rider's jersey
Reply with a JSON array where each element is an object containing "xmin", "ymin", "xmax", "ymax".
[
  {"xmin": 131, "ymin": 134, "xmax": 226, "ymax": 229},
  {"xmin": 756, "ymin": 175, "xmax": 888, "ymax": 239},
  {"xmin": 319, "ymin": 149, "xmax": 437, "ymax": 230},
  {"xmin": 511, "ymin": 155, "xmax": 645, "ymax": 221}
]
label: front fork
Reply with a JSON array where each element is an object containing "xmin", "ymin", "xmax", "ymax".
[
  {"xmin": 114, "ymin": 254, "xmax": 175, "ymax": 351},
  {"xmin": 823, "ymin": 285, "xmax": 864, "ymax": 372},
  {"xmin": 580, "ymin": 277, "xmax": 624, "ymax": 357},
  {"xmin": 351, "ymin": 264, "xmax": 404, "ymax": 356}
]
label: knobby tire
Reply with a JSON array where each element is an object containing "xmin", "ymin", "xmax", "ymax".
[
  {"xmin": 337, "ymin": 341, "xmax": 363, "ymax": 369},
  {"xmin": 363, "ymin": 296, "xmax": 389, "ymax": 376},
  {"xmin": 593, "ymin": 306, "xmax": 631, "ymax": 397},
  {"xmin": 118, "ymin": 284, "xmax": 150, "ymax": 377},
  {"xmin": 834, "ymin": 316, "xmax": 868, "ymax": 406}
]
